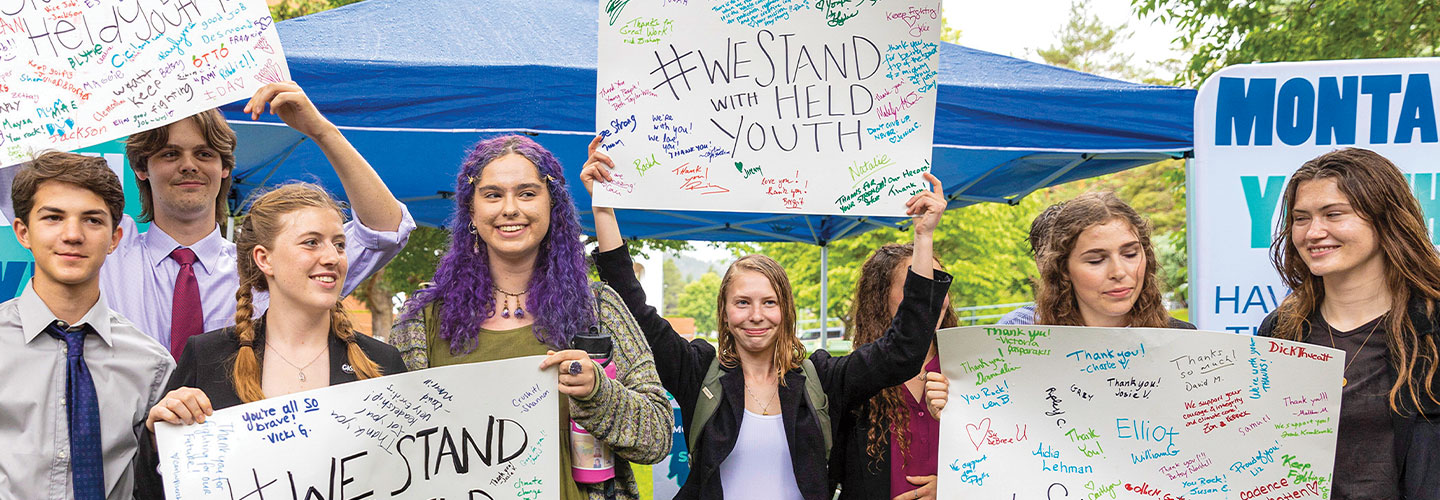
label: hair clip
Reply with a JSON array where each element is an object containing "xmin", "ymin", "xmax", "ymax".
[
  {"xmin": 467, "ymin": 175, "xmax": 478, "ymax": 185},
  {"xmin": 544, "ymin": 174, "xmax": 556, "ymax": 183}
]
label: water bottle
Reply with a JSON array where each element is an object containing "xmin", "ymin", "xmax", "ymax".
[{"xmin": 570, "ymin": 326, "xmax": 617, "ymax": 484}]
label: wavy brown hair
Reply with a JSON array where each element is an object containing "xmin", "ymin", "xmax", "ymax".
[
  {"xmin": 848, "ymin": 243, "xmax": 958, "ymax": 468},
  {"xmin": 1269, "ymin": 148, "xmax": 1440, "ymax": 413},
  {"xmin": 716, "ymin": 254, "xmax": 805, "ymax": 383},
  {"xmin": 231, "ymin": 183, "xmax": 382, "ymax": 403},
  {"xmin": 125, "ymin": 109, "xmax": 237, "ymax": 225},
  {"xmin": 1035, "ymin": 192, "xmax": 1170, "ymax": 328}
]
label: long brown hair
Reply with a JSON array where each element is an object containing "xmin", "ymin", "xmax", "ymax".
[
  {"xmin": 231, "ymin": 183, "xmax": 382, "ymax": 403},
  {"xmin": 1035, "ymin": 192, "xmax": 1170, "ymax": 328},
  {"xmin": 848, "ymin": 243, "xmax": 958, "ymax": 468},
  {"xmin": 1269, "ymin": 148, "xmax": 1440, "ymax": 413},
  {"xmin": 716, "ymin": 254, "xmax": 805, "ymax": 382},
  {"xmin": 125, "ymin": 109, "xmax": 237, "ymax": 225}
]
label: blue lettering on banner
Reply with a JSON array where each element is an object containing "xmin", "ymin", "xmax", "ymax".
[
  {"xmin": 1215, "ymin": 74, "xmax": 1439, "ymax": 147},
  {"xmin": 0, "ymin": 261, "xmax": 32, "ymax": 301},
  {"xmin": 1239, "ymin": 173, "xmax": 1440, "ymax": 246}
]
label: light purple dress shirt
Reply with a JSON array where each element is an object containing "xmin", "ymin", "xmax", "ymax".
[{"xmin": 100, "ymin": 205, "xmax": 416, "ymax": 345}]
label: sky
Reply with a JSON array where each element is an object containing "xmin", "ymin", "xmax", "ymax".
[{"xmin": 943, "ymin": 0, "xmax": 1186, "ymax": 81}]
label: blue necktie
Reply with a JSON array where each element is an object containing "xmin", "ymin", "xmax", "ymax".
[{"xmin": 48, "ymin": 321, "xmax": 105, "ymax": 500}]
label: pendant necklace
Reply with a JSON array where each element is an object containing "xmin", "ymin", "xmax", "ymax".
[
  {"xmin": 267, "ymin": 342, "xmax": 328, "ymax": 382},
  {"xmin": 496, "ymin": 287, "xmax": 528, "ymax": 319},
  {"xmin": 1326, "ymin": 314, "xmax": 1385, "ymax": 388}
]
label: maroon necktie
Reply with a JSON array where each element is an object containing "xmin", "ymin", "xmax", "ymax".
[{"xmin": 169, "ymin": 247, "xmax": 204, "ymax": 359}]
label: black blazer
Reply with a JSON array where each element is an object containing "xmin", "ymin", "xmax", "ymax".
[
  {"xmin": 161, "ymin": 322, "xmax": 408, "ymax": 409},
  {"xmin": 134, "ymin": 321, "xmax": 406, "ymax": 499},
  {"xmin": 595, "ymin": 244, "xmax": 952, "ymax": 500}
]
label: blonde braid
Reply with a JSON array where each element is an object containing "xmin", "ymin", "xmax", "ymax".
[
  {"xmin": 232, "ymin": 279, "xmax": 266, "ymax": 403},
  {"xmin": 331, "ymin": 300, "xmax": 382, "ymax": 379}
]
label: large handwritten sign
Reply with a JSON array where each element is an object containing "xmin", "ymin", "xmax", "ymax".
[
  {"xmin": 157, "ymin": 356, "xmax": 559, "ymax": 500},
  {"xmin": 0, "ymin": 0, "xmax": 288, "ymax": 167},
  {"xmin": 936, "ymin": 326, "xmax": 1342, "ymax": 500},
  {"xmin": 594, "ymin": 0, "xmax": 941, "ymax": 216}
]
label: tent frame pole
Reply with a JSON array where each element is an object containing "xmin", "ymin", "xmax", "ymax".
[{"xmin": 819, "ymin": 245, "xmax": 829, "ymax": 351}]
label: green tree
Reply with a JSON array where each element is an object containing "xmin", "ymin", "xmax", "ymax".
[
  {"xmin": 677, "ymin": 272, "xmax": 722, "ymax": 335},
  {"xmin": 662, "ymin": 258, "xmax": 685, "ymax": 313},
  {"xmin": 941, "ymin": 15, "xmax": 962, "ymax": 44},
  {"xmin": 269, "ymin": 0, "xmax": 366, "ymax": 22},
  {"xmin": 1134, "ymin": 0, "xmax": 1440, "ymax": 84},
  {"xmin": 1037, "ymin": 1, "xmax": 1142, "ymax": 81},
  {"xmin": 352, "ymin": 225, "xmax": 450, "ymax": 336}
]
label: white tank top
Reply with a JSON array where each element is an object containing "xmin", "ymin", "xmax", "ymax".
[{"xmin": 718, "ymin": 409, "xmax": 805, "ymax": 500}]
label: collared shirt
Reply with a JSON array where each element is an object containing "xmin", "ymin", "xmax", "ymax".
[
  {"xmin": 102, "ymin": 205, "xmax": 416, "ymax": 345},
  {"xmin": 890, "ymin": 357, "xmax": 941, "ymax": 499},
  {"xmin": 0, "ymin": 281, "xmax": 174, "ymax": 500}
]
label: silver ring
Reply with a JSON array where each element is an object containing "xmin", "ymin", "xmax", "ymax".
[{"xmin": 568, "ymin": 360, "xmax": 583, "ymax": 375}]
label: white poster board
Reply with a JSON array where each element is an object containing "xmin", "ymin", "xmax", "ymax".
[
  {"xmin": 936, "ymin": 325, "xmax": 1342, "ymax": 499},
  {"xmin": 594, "ymin": 0, "xmax": 941, "ymax": 216},
  {"xmin": 1191, "ymin": 58, "xmax": 1440, "ymax": 333},
  {"xmin": 157, "ymin": 356, "xmax": 560, "ymax": 500},
  {"xmin": 0, "ymin": 0, "xmax": 289, "ymax": 167}
]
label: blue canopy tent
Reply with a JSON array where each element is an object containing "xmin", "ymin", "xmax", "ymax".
[{"xmin": 220, "ymin": 0, "xmax": 1195, "ymax": 341}]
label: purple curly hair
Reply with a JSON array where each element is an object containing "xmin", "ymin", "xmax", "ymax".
[{"xmin": 403, "ymin": 135, "xmax": 595, "ymax": 352}]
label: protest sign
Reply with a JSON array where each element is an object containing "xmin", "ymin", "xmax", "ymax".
[
  {"xmin": 594, "ymin": 0, "xmax": 941, "ymax": 216},
  {"xmin": 157, "ymin": 356, "xmax": 560, "ymax": 500},
  {"xmin": 0, "ymin": 0, "xmax": 288, "ymax": 167},
  {"xmin": 1191, "ymin": 58, "xmax": 1440, "ymax": 332},
  {"xmin": 936, "ymin": 325, "xmax": 1342, "ymax": 500}
]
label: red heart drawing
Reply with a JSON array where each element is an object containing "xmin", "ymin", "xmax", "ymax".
[
  {"xmin": 966, "ymin": 418, "xmax": 993, "ymax": 451},
  {"xmin": 1307, "ymin": 482, "xmax": 1320, "ymax": 496}
]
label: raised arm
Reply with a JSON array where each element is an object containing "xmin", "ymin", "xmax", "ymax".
[
  {"xmin": 243, "ymin": 82, "xmax": 404, "ymax": 232},
  {"xmin": 813, "ymin": 174, "xmax": 951, "ymax": 410},
  {"xmin": 581, "ymin": 135, "xmax": 623, "ymax": 252}
]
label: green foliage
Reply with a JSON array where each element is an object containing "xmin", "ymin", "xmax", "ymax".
[
  {"xmin": 676, "ymin": 272, "xmax": 722, "ymax": 335},
  {"xmin": 269, "ymin": 0, "xmax": 366, "ymax": 22},
  {"xmin": 940, "ymin": 15, "xmax": 962, "ymax": 44},
  {"xmin": 1134, "ymin": 0, "xmax": 1440, "ymax": 85},
  {"xmin": 662, "ymin": 258, "xmax": 685, "ymax": 313},
  {"xmin": 1036, "ymin": 1, "xmax": 1142, "ymax": 81},
  {"xmin": 355, "ymin": 226, "xmax": 450, "ymax": 300}
]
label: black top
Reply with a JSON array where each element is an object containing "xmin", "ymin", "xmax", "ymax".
[
  {"xmin": 595, "ymin": 244, "xmax": 952, "ymax": 500},
  {"xmin": 160, "ymin": 321, "xmax": 408, "ymax": 408},
  {"xmin": 1258, "ymin": 298, "xmax": 1440, "ymax": 500},
  {"xmin": 133, "ymin": 320, "xmax": 406, "ymax": 499}
]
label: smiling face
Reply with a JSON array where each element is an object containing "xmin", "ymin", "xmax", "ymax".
[
  {"xmin": 470, "ymin": 154, "xmax": 551, "ymax": 265},
  {"xmin": 253, "ymin": 207, "xmax": 348, "ymax": 313},
  {"xmin": 15, "ymin": 181, "xmax": 122, "ymax": 292},
  {"xmin": 137, "ymin": 118, "xmax": 230, "ymax": 225},
  {"xmin": 723, "ymin": 270, "xmax": 786, "ymax": 356},
  {"xmin": 1290, "ymin": 178, "xmax": 1384, "ymax": 282},
  {"xmin": 1066, "ymin": 218, "xmax": 1145, "ymax": 327}
]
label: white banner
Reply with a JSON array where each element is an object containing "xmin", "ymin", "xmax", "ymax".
[
  {"xmin": 157, "ymin": 356, "xmax": 560, "ymax": 500},
  {"xmin": 0, "ymin": 0, "xmax": 289, "ymax": 167},
  {"xmin": 1191, "ymin": 58, "xmax": 1440, "ymax": 333},
  {"xmin": 936, "ymin": 325, "xmax": 1342, "ymax": 500},
  {"xmin": 593, "ymin": 0, "xmax": 940, "ymax": 216}
]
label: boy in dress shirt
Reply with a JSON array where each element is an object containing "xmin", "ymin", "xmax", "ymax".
[
  {"xmin": 106, "ymin": 81, "xmax": 415, "ymax": 357},
  {"xmin": 0, "ymin": 152, "xmax": 174, "ymax": 500}
]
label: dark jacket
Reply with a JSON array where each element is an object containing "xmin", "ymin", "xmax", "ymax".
[
  {"xmin": 1258, "ymin": 297, "xmax": 1440, "ymax": 499},
  {"xmin": 134, "ymin": 320, "xmax": 407, "ymax": 499},
  {"xmin": 595, "ymin": 245, "xmax": 951, "ymax": 500}
]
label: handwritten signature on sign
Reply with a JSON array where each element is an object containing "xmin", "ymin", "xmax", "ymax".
[{"xmin": 672, "ymin": 163, "xmax": 730, "ymax": 195}]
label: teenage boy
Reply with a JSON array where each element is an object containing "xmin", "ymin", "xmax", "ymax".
[
  {"xmin": 0, "ymin": 152, "xmax": 174, "ymax": 500},
  {"xmin": 108, "ymin": 81, "xmax": 414, "ymax": 357}
]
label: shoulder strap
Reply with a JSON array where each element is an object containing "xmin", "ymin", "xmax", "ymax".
[
  {"xmin": 801, "ymin": 358, "xmax": 833, "ymax": 460},
  {"xmin": 687, "ymin": 357, "xmax": 726, "ymax": 453}
]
